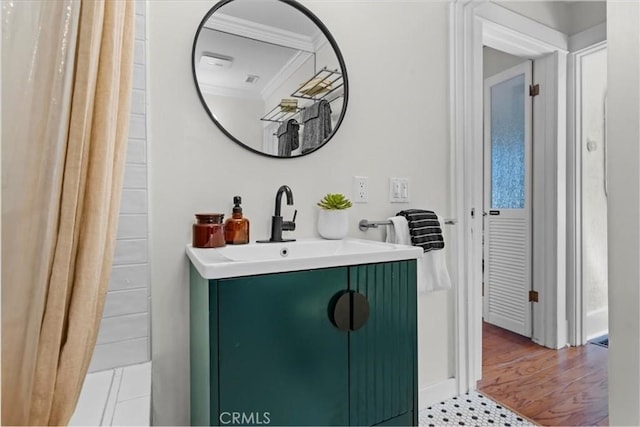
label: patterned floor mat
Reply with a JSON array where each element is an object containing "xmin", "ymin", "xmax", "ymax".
[{"xmin": 419, "ymin": 391, "xmax": 534, "ymax": 426}]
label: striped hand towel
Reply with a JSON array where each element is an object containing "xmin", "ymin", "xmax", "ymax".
[{"xmin": 396, "ymin": 209, "xmax": 444, "ymax": 252}]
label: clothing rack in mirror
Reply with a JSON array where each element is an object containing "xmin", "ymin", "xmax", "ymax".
[
  {"xmin": 260, "ymin": 106, "xmax": 302, "ymax": 124},
  {"xmin": 291, "ymin": 67, "xmax": 344, "ymax": 101},
  {"xmin": 260, "ymin": 94, "xmax": 344, "ymax": 124},
  {"xmin": 260, "ymin": 67, "xmax": 343, "ymax": 123},
  {"xmin": 359, "ymin": 218, "xmax": 457, "ymax": 232}
]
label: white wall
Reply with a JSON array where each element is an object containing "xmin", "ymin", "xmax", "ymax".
[
  {"xmin": 495, "ymin": 1, "xmax": 571, "ymax": 34},
  {"xmin": 89, "ymin": 0, "xmax": 150, "ymax": 372},
  {"xmin": 607, "ymin": 1, "xmax": 640, "ymax": 424},
  {"xmin": 495, "ymin": 1, "xmax": 605, "ymax": 36},
  {"xmin": 148, "ymin": 1, "xmax": 453, "ymax": 425},
  {"xmin": 566, "ymin": 2, "xmax": 606, "ymax": 36},
  {"xmin": 483, "ymin": 46, "xmax": 523, "ymax": 78}
]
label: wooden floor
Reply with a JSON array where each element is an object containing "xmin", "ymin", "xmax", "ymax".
[{"xmin": 478, "ymin": 322, "xmax": 609, "ymax": 426}]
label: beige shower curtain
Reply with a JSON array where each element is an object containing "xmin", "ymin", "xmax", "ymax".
[{"xmin": 2, "ymin": 0, "xmax": 135, "ymax": 424}]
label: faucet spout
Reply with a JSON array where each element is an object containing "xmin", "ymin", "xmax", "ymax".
[
  {"xmin": 274, "ymin": 185, "xmax": 294, "ymax": 217},
  {"xmin": 257, "ymin": 185, "xmax": 297, "ymax": 243}
]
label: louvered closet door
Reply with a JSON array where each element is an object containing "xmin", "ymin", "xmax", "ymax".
[{"xmin": 483, "ymin": 61, "xmax": 533, "ymax": 337}]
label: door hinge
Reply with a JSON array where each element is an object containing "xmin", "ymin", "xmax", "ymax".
[
  {"xmin": 529, "ymin": 84, "xmax": 540, "ymax": 97},
  {"xmin": 529, "ymin": 290, "xmax": 539, "ymax": 303}
]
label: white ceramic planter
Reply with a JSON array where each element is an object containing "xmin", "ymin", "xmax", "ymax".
[{"xmin": 317, "ymin": 209, "xmax": 349, "ymax": 240}]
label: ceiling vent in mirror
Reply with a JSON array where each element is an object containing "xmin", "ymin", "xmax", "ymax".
[
  {"xmin": 199, "ymin": 53, "xmax": 233, "ymax": 70},
  {"xmin": 245, "ymin": 74, "xmax": 260, "ymax": 84}
]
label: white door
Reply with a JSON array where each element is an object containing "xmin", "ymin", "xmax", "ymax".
[{"xmin": 483, "ymin": 61, "xmax": 533, "ymax": 337}]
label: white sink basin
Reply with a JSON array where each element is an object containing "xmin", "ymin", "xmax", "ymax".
[{"xmin": 186, "ymin": 238, "xmax": 422, "ymax": 279}]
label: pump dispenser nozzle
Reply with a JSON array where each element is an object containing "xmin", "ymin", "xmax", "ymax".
[{"xmin": 225, "ymin": 196, "xmax": 249, "ymax": 244}]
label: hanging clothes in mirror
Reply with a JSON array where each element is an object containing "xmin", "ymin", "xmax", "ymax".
[
  {"xmin": 277, "ymin": 118, "xmax": 300, "ymax": 157},
  {"xmin": 301, "ymin": 99, "xmax": 332, "ymax": 154}
]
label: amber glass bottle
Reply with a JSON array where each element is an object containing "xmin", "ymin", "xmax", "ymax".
[{"xmin": 224, "ymin": 196, "xmax": 250, "ymax": 244}]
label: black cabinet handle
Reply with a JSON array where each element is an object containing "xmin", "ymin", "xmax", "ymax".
[
  {"xmin": 331, "ymin": 291, "xmax": 351, "ymax": 332},
  {"xmin": 351, "ymin": 292, "xmax": 369, "ymax": 331},
  {"xmin": 329, "ymin": 291, "xmax": 370, "ymax": 332}
]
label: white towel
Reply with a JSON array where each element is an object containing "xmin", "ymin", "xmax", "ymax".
[
  {"xmin": 385, "ymin": 216, "xmax": 411, "ymax": 246},
  {"xmin": 385, "ymin": 215, "xmax": 452, "ymax": 293}
]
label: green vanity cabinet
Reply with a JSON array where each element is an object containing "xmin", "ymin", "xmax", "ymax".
[
  {"xmin": 189, "ymin": 260, "xmax": 417, "ymax": 426},
  {"xmin": 349, "ymin": 262, "xmax": 418, "ymax": 426},
  {"xmin": 219, "ymin": 267, "xmax": 349, "ymax": 426}
]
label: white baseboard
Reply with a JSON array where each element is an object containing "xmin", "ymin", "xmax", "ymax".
[{"xmin": 419, "ymin": 378, "xmax": 458, "ymax": 410}]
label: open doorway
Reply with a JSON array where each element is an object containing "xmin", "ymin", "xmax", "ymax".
[
  {"xmin": 479, "ymin": 3, "xmax": 608, "ymax": 349},
  {"xmin": 479, "ymin": 36, "xmax": 610, "ymax": 368},
  {"xmin": 470, "ymin": 4, "xmax": 609, "ymax": 425},
  {"xmin": 575, "ymin": 44, "xmax": 608, "ymax": 345},
  {"xmin": 451, "ymin": 0, "xmax": 609, "ymax": 403}
]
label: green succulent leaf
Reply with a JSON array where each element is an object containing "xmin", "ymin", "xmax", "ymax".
[{"xmin": 317, "ymin": 193, "xmax": 353, "ymax": 210}]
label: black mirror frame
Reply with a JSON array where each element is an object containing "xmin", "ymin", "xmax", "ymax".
[{"xmin": 191, "ymin": 0, "xmax": 349, "ymax": 159}]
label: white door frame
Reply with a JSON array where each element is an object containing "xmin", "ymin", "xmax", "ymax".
[
  {"xmin": 450, "ymin": 0, "xmax": 568, "ymax": 393},
  {"xmin": 567, "ymin": 40, "xmax": 608, "ymax": 346}
]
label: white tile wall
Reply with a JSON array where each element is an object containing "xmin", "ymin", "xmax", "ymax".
[
  {"xmin": 117, "ymin": 215, "xmax": 148, "ymax": 240},
  {"xmin": 130, "ymin": 90, "xmax": 145, "ymax": 115},
  {"xmin": 123, "ymin": 164, "xmax": 147, "ymax": 189},
  {"xmin": 119, "ymin": 189, "xmax": 148, "ymax": 215},
  {"xmin": 109, "ymin": 265, "xmax": 148, "ymax": 291},
  {"xmin": 135, "ymin": 13, "xmax": 146, "ymax": 40},
  {"xmin": 90, "ymin": 339, "xmax": 149, "ymax": 372},
  {"xmin": 113, "ymin": 239, "xmax": 148, "ymax": 265},
  {"xmin": 134, "ymin": 40, "xmax": 145, "ymax": 65},
  {"xmin": 90, "ymin": 2, "xmax": 149, "ymax": 373},
  {"xmin": 97, "ymin": 314, "xmax": 148, "ymax": 345},
  {"xmin": 133, "ymin": 64, "xmax": 146, "ymax": 91},
  {"xmin": 135, "ymin": 0, "xmax": 145, "ymax": 16},
  {"xmin": 103, "ymin": 289, "xmax": 148, "ymax": 318},
  {"xmin": 128, "ymin": 114, "xmax": 146, "ymax": 139},
  {"xmin": 126, "ymin": 139, "xmax": 146, "ymax": 164}
]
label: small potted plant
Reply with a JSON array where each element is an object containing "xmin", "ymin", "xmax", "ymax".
[{"xmin": 317, "ymin": 193, "xmax": 352, "ymax": 239}]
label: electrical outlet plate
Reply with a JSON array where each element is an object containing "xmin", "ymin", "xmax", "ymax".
[
  {"xmin": 389, "ymin": 177, "xmax": 410, "ymax": 203},
  {"xmin": 353, "ymin": 176, "xmax": 368, "ymax": 203}
]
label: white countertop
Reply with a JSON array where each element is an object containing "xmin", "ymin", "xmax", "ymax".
[{"xmin": 186, "ymin": 237, "xmax": 422, "ymax": 279}]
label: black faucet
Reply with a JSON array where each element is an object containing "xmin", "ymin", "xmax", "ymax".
[{"xmin": 257, "ymin": 185, "xmax": 297, "ymax": 243}]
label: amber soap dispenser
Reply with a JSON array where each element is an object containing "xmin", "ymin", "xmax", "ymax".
[{"xmin": 225, "ymin": 196, "xmax": 250, "ymax": 244}]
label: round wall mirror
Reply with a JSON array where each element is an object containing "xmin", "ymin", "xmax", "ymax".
[{"xmin": 192, "ymin": 0, "xmax": 349, "ymax": 158}]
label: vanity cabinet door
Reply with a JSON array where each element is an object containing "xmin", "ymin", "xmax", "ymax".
[
  {"xmin": 217, "ymin": 267, "xmax": 349, "ymax": 426},
  {"xmin": 348, "ymin": 261, "xmax": 418, "ymax": 426}
]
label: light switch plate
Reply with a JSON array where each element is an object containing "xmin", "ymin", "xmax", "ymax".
[{"xmin": 389, "ymin": 177, "xmax": 410, "ymax": 203}]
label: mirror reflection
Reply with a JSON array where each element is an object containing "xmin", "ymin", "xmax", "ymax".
[{"xmin": 193, "ymin": 0, "xmax": 348, "ymax": 158}]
